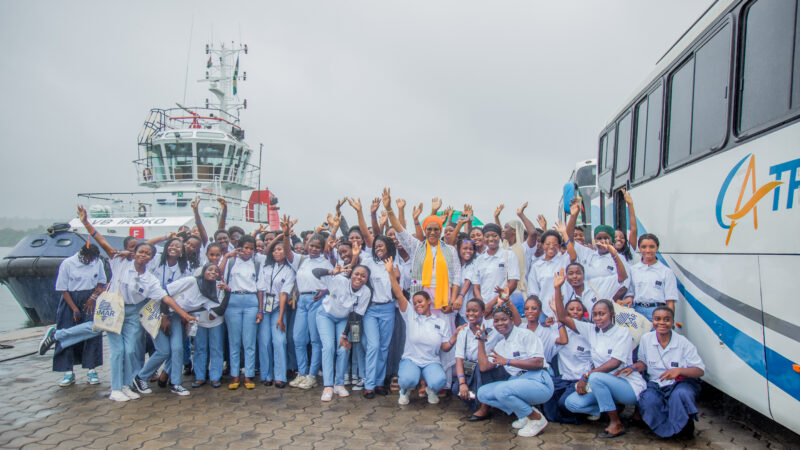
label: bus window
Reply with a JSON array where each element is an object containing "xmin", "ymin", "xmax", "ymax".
[
  {"xmin": 667, "ymin": 58, "xmax": 694, "ymax": 166},
  {"xmin": 633, "ymin": 85, "xmax": 664, "ymax": 182},
  {"xmin": 739, "ymin": 0, "xmax": 797, "ymax": 133},
  {"xmin": 614, "ymin": 112, "xmax": 632, "ymax": 186},
  {"xmin": 633, "ymin": 99, "xmax": 648, "ymax": 180}
]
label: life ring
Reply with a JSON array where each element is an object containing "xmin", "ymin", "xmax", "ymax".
[
  {"xmin": 138, "ymin": 204, "xmax": 147, "ymax": 217},
  {"xmin": 142, "ymin": 167, "xmax": 152, "ymax": 181}
]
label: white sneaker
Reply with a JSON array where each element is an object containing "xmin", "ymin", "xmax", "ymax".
[
  {"xmin": 333, "ymin": 385, "xmax": 349, "ymax": 397},
  {"xmin": 121, "ymin": 386, "xmax": 140, "ymax": 400},
  {"xmin": 343, "ymin": 374, "xmax": 351, "ymax": 385},
  {"xmin": 289, "ymin": 374, "xmax": 306, "ymax": 388},
  {"xmin": 351, "ymin": 378, "xmax": 365, "ymax": 391},
  {"xmin": 586, "ymin": 415, "xmax": 601, "ymax": 421},
  {"xmin": 511, "ymin": 417, "xmax": 529, "ymax": 429},
  {"xmin": 299, "ymin": 375, "xmax": 318, "ymax": 390},
  {"xmin": 321, "ymin": 387, "xmax": 333, "ymax": 402},
  {"xmin": 518, "ymin": 416, "xmax": 548, "ymax": 437},
  {"xmin": 425, "ymin": 387, "xmax": 439, "ymax": 404},
  {"xmin": 398, "ymin": 390, "xmax": 410, "ymax": 405},
  {"xmin": 109, "ymin": 390, "xmax": 130, "ymax": 402}
]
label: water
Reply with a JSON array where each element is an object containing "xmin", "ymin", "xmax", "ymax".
[{"xmin": 0, "ymin": 246, "xmax": 35, "ymax": 332}]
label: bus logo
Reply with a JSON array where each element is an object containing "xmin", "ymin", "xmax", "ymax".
[{"xmin": 716, "ymin": 154, "xmax": 788, "ymax": 245}]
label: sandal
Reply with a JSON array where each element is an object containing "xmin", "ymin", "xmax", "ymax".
[
  {"xmin": 191, "ymin": 380, "xmax": 206, "ymax": 388},
  {"xmin": 244, "ymin": 382, "xmax": 256, "ymax": 389},
  {"xmin": 598, "ymin": 428, "xmax": 627, "ymax": 439},
  {"xmin": 228, "ymin": 378, "xmax": 240, "ymax": 390}
]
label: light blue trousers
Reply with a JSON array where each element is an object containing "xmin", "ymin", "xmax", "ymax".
[
  {"xmin": 193, "ymin": 323, "xmax": 224, "ymax": 382},
  {"xmin": 293, "ymin": 293, "xmax": 322, "ymax": 376},
  {"xmin": 55, "ymin": 321, "xmax": 100, "ymax": 348},
  {"xmin": 225, "ymin": 293, "xmax": 258, "ymax": 378},
  {"xmin": 363, "ymin": 302, "xmax": 394, "ymax": 390},
  {"xmin": 316, "ymin": 309, "xmax": 349, "ymax": 387},
  {"xmin": 107, "ymin": 302, "xmax": 146, "ymax": 391},
  {"xmin": 564, "ymin": 372, "xmax": 639, "ymax": 415},
  {"xmin": 633, "ymin": 304, "xmax": 659, "ymax": 322},
  {"xmin": 258, "ymin": 310, "xmax": 287, "ymax": 382},
  {"xmin": 477, "ymin": 369, "xmax": 554, "ymax": 419},
  {"xmin": 398, "ymin": 359, "xmax": 446, "ymax": 393},
  {"xmin": 138, "ymin": 312, "xmax": 185, "ymax": 386}
]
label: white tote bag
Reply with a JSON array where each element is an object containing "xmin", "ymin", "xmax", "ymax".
[
  {"xmin": 138, "ymin": 298, "xmax": 162, "ymax": 339},
  {"xmin": 92, "ymin": 281, "xmax": 125, "ymax": 334},
  {"xmin": 612, "ymin": 302, "xmax": 652, "ymax": 348}
]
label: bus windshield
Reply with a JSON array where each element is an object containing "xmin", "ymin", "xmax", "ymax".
[{"xmin": 575, "ymin": 165, "xmax": 596, "ymax": 188}]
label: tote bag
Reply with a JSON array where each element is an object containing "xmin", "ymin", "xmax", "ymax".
[
  {"xmin": 138, "ymin": 298, "xmax": 162, "ymax": 339},
  {"xmin": 92, "ymin": 279, "xmax": 125, "ymax": 334}
]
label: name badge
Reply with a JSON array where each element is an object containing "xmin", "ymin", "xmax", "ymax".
[
  {"xmin": 671, "ymin": 362, "xmax": 679, "ymax": 368},
  {"xmin": 576, "ymin": 346, "xmax": 585, "ymax": 352},
  {"xmin": 607, "ymin": 349, "xmax": 613, "ymax": 354},
  {"xmin": 513, "ymin": 351, "xmax": 520, "ymax": 357},
  {"xmin": 499, "ymin": 263, "xmax": 505, "ymax": 268},
  {"xmin": 607, "ymin": 265, "xmax": 614, "ymax": 272},
  {"xmin": 93, "ymin": 273, "xmax": 98, "ymax": 278},
  {"xmin": 138, "ymin": 288, "xmax": 144, "ymax": 294},
  {"xmin": 434, "ymin": 324, "xmax": 440, "ymax": 330},
  {"xmin": 655, "ymin": 280, "xmax": 663, "ymax": 286}
]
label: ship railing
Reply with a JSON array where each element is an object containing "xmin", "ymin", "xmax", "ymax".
[
  {"xmin": 134, "ymin": 159, "xmax": 259, "ymax": 190},
  {"xmin": 76, "ymin": 191, "xmax": 262, "ymax": 224},
  {"xmin": 138, "ymin": 107, "xmax": 242, "ymax": 146}
]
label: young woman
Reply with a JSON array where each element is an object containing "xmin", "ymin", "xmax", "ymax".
[
  {"xmin": 453, "ymin": 298, "xmax": 504, "ymax": 420},
  {"xmin": 619, "ymin": 306, "xmax": 705, "ymax": 439},
  {"xmin": 473, "ymin": 223, "xmax": 521, "ymax": 314},
  {"xmin": 385, "ymin": 256, "xmax": 456, "ymax": 405},
  {"xmin": 150, "ymin": 237, "xmax": 190, "ymax": 288},
  {"xmin": 51, "ymin": 243, "xmax": 107, "ymax": 387},
  {"xmin": 282, "ymin": 216, "xmax": 332, "ymax": 390},
  {"xmin": 134, "ymin": 263, "xmax": 226, "ymax": 396},
  {"xmin": 221, "ymin": 235, "xmax": 260, "ymax": 390},
  {"xmin": 554, "ymin": 269, "xmax": 646, "ymax": 438},
  {"xmin": 476, "ymin": 305, "xmax": 555, "ymax": 438},
  {"xmin": 526, "ymin": 221, "xmax": 577, "ymax": 321},
  {"xmin": 313, "ymin": 260, "xmax": 372, "ymax": 401},
  {"xmin": 192, "ymin": 243, "xmax": 226, "ymax": 388},
  {"xmin": 561, "ymin": 261, "xmax": 625, "ymax": 315},
  {"xmin": 469, "ymin": 227, "xmax": 486, "ymax": 255},
  {"xmin": 621, "ymin": 234, "xmax": 678, "ymax": 320},
  {"xmin": 256, "ymin": 239, "xmax": 295, "ymax": 388},
  {"xmin": 455, "ymin": 236, "xmax": 477, "ymax": 327},
  {"xmin": 523, "ymin": 297, "xmax": 568, "ymax": 369}
]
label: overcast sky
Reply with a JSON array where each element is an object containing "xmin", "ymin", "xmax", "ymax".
[{"xmin": 0, "ymin": 0, "xmax": 713, "ymax": 231}]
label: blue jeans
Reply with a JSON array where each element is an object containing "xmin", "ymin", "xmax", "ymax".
[
  {"xmin": 105, "ymin": 302, "xmax": 146, "ymax": 391},
  {"xmin": 316, "ymin": 310, "xmax": 349, "ymax": 387},
  {"xmin": 634, "ymin": 304, "xmax": 659, "ymax": 321},
  {"xmin": 138, "ymin": 312, "xmax": 185, "ymax": 386},
  {"xmin": 258, "ymin": 310, "xmax": 288, "ymax": 382},
  {"xmin": 565, "ymin": 372, "xmax": 638, "ymax": 415},
  {"xmin": 363, "ymin": 302, "xmax": 394, "ymax": 390},
  {"xmin": 398, "ymin": 359, "xmax": 446, "ymax": 393},
  {"xmin": 193, "ymin": 323, "xmax": 224, "ymax": 382},
  {"xmin": 293, "ymin": 293, "xmax": 322, "ymax": 376},
  {"xmin": 477, "ymin": 369, "xmax": 554, "ymax": 419},
  {"xmin": 225, "ymin": 293, "xmax": 258, "ymax": 378}
]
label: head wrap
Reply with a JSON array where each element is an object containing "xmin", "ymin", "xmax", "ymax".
[
  {"xmin": 421, "ymin": 215, "xmax": 443, "ymax": 231},
  {"xmin": 502, "ymin": 220, "xmax": 528, "ymax": 296},
  {"xmin": 594, "ymin": 225, "xmax": 615, "ymax": 243},
  {"xmin": 482, "ymin": 223, "xmax": 502, "ymax": 236}
]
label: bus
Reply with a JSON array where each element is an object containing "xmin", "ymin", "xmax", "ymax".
[
  {"xmin": 558, "ymin": 159, "xmax": 599, "ymax": 236},
  {"xmin": 596, "ymin": 0, "xmax": 800, "ymax": 433}
]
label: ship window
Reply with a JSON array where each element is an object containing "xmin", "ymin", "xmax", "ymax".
[
  {"xmin": 196, "ymin": 143, "xmax": 226, "ymax": 180},
  {"xmin": 147, "ymin": 144, "xmax": 167, "ymax": 181},
  {"xmin": 56, "ymin": 239, "xmax": 72, "ymax": 246},
  {"xmin": 164, "ymin": 142, "xmax": 194, "ymax": 180},
  {"xmin": 30, "ymin": 239, "xmax": 45, "ymax": 247},
  {"xmin": 196, "ymin": 132, "xmax": 225, "ymax": 138}
]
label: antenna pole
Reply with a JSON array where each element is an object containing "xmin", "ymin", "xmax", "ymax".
[
  {"xmin": 183, "ymin": 16, "xmax": 195, "ymax": 105},
  {"xmin": 258, "ymin": 143, "xmax": 263, "ymax": 222}
]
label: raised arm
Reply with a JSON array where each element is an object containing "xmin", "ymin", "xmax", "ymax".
[
  {"xmin": 216, "ymin": 197, "xmax": 227, "ymax": 232},
  {"xmin": 77, "ymin": 205, "xmax": 118, "ymax": 258},
  {"xmin": 396, "ymin": 198, "xmax": 407, "ymax": 229},
  {"xmin": 369, "ymin": 198, "xmax": 381, "ymax": 238},
  {"xmin": 565, "ymin": 198, "xmax": 581, "ymax": 241},
  {"xmin": 430, "ymin": 197, "xmax": 442, "ymax": 217},
  {"xmin": 555, "ymin": 221, "xmax": 577, "ymax": 263},
  {"xmin": 382, "ymin": 188, "xmax": 404, "ymax": 233},
  {"xmin": 597, "ymin": 242, "xmax": 628, "ymax": 284},
  {"xmin": 447, "ymin": 212, "xmax": 469, "ymax": 246},
  {"xmin": 191, "ymin": 197, "xmax": 209, "ymax": 245},
  {"xmin": 326, "ymin": 213, "xmax": 342, "ymax": 240},
  {"xmin": 280, "ymin": 215, "xmax": 295, "ymax": 263},
  {"xmin": 517, "ymin": 202, "xmax": 539, "ymax": 248},
  {"xmin": 384, "ymin": 257, "xmax": 408, "ymax": 312},
  {"xmin": 623, "ymin": 189, "xmax": 638, "ymax": 251},
  {"xmin": 553, "ymin": 269, "xmax": 577, "ymax": 332},
  {"xmin": 493, "ymin": 204, "xmax": 504, "ymax": 226},
  {"xmin": 412, "ymin": 202, "xmax": 424, "ymax": 241}
]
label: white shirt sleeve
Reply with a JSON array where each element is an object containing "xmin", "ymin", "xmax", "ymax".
[
  {"xmin": 396, "ymin": 228, "xmax": 421, "ymax": 256},
  {"xmin": 664, "ymin": 268, "xmax": 679, "ymax": 301},
  {"xmin": 506, "ymin": 250, "xmax": 520, "ymax": 281},
  {"xmin": 166, "ymin": 277, "xmax": 195, "ymax": 298}
]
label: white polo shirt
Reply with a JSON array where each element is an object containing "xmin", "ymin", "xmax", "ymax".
[
  {"xmin": 165, "ymin": 277, "xmax": 218, "ymax": 313},
  {"xmin": 458, "ymin": 262, "xmax": 479, "ymax": 319},
  {"xmin": 527, "ymin": 252, "xmax": 572, "ymax": 318},
  {"xmin": 493, "ymin": 326, "xmax": 548, "ymax": 376},
  {"xmin": 291, "ymin": 255, "xmax": 333, "ymax": 293},
  {"xmin": 625, "ymin": 261, "xmax": 679, "ymax": 306},
  {"xmin": 474, "ymin": 247, "xmax": 520, "ymax": 301},
  {"xmin": 454, "ymin": 322, "xmax": 502, "ymax": 361},
  {"xmin": 561, "ymin": 275, "xmax": 624, "ymax": 314},
  {"xmin": 572, "ymin": 320, "xmax": 646, "ymax": 396},
  {"xmin": 574, "ymin": 244, "xmax": 630, "ymax": 288},
  {"xmin": 557, "ymin": 326, "xmax": 593, "ymax": 381},
  {"xmin": 109, "ymin": 257, "xmax": 167, "ymax": 305},
  {"xmin": 55, "ymin": 254, "xmax": 107, "ymax": 291},
  {"xmin": 256, "ymin": 263, "xmax": 296, "ymax": 310},
  {"xmin": 319, "ymin": 274, "xmax": 371, "ymax": 319},
  {"xmin": 358, "ymin": 249, "xmax": 399, "ymax": 304},
  {"xmin": 151, "ymin": 261, "xmax": 190, "ymax": 288},
  {"xmin": 223, "ymin": 256, "xmax": 259, "ymax": 293},
  {"xmin": 401, "ymin": 306, "xmax": 451, "ymax": 367},
  {"xmin": 638, "ymin": 331, "xmax": 705, "ymax": 388},
  {"xmin": 530, "ymin": 323, "xmax": 562, "ymax": 364}
]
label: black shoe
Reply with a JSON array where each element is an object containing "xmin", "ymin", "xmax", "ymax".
[
  {"xmin": 133, "ymin": 375, "xmax": 152, "ymax": 394},
  {"xmin": 676, "ymin": 419, "xmax": 695, "ymax": 440},
  {"xmin": 375, "ymin": 386, "xmax": 389, "ymax": 396},
  {"xmin": 211, "ymin": 381, "xmax": 222, "ymax": 388},
  {"xmin": 158, "ymin": 376, "xmax": 167, "ymax": 389},
  {"xmin": 39, "ymin": 327, "xmax": 56, "ymax": 355},
  {"xmin": 275, "ymin": 381, "xmax": 286, "ymax": 389},
  {"xmin": 262, "ymin": 380, "xmax": 273, "ymax": 387},
  {"xmin": 363, "ymin": 390, "xmax": 376, "ymax": 399},
  {"xmin": 191, "ymin": 380, "xmax": 206, "ymax": 388},
  {"xmin": 183, "ymin": 364, "xmax": 193, "ymax": 376},
  {"xmin": 467, "ymin": 413, "xmax": 491, "ymax": 422}
]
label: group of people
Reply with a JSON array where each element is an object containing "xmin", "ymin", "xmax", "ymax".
[{"xmin": 39, "ymin": 189, "xmax": 704, "ymax": 440}]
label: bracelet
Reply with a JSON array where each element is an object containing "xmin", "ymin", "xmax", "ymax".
[
  {"xmin": 258, "ymin": 311, "xmax": 265, "ymax": 315},
  {"xmin": 90, "ymin": 230, "xmax": 97, "ymax": 237},
  {"xmin": 565, "ymin": 238, "xmax": 571, "ymax": 245},
  {"xmin": 627, "ymin": 365, "xmax": 635, "ymax": 371},
  {"xmin": 505, "ymin": 360, "xmax": 511, "ymax": 367},
  {"xmin": 457, "ymin": 374, "xmax": 465, "ymax": 379},
  {"xmin": 558, "ymin": 323, "xmax": 565, "ymax": 329},
  {"xmin": 580, "ymin": 374, "xmax": 589, "ymax": 382},
  {"xmin": 73, "ymin": 311, "xmax": 81, "ymax": 316}
]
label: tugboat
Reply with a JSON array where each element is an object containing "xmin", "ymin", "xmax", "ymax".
[{"xmin": 0, "ymin": 41, "xmax": 278, "ymax": 324}]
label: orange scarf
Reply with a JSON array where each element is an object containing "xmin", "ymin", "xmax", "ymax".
[{"xmin": 421, "ymin": 240, "xmax": 450, "ymax": 309}]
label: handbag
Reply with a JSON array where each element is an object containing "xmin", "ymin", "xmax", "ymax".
[
  {"xmin": 138, "ymin": 298, "xmax": 162, "ymax": 339},
  {"xmin": 92, "ymin": 278, "xmax": 125, "ymax": 334},
  {"xmin": 347, "ymin": 311, "xmax": 362, "ymax": 344},
  {"xmin": 462, "ymin": 330, "xmax": 477, "ymax": 376}
]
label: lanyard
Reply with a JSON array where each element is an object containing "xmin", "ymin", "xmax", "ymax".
[{"xmin": 268, "ymin": 264, "xmax": 286, "ymax": 294}]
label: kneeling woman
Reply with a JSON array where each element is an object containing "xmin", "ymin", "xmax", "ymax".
[
  {"xmin": 554, "ymin": 269, "xmax": 646, "ymax": 438},
  {"xmin": 385, "ymin": 257, "xmax": 456, "ymax": 406},
  {"xmin": 619, "ymin": 306, "xmax": 705, "ymax": 439},
  {"xmin": 312, "ymin": 256, "xmax": 372, "ymax": 401},
  {"xmin": 476, "ymin": 305, "xmax": 555, "ymax": 438}
]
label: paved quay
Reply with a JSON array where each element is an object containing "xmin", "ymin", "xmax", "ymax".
[{"xmin": 0, "ymin": 327, "xmax": 793, "ymax": 449}]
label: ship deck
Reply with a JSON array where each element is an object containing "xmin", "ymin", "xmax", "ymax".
[{"xmin": 0, "ymin": 326, "xmax": 792, "ymax": 449}]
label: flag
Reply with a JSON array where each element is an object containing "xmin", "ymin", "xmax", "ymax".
[
  {"xmin": 232, "ymin": 56, "xmax": 239, "ymax": 95},
  {"xmin": 207, "ymin": 56, "xmax": 212, "ymax": 68}
]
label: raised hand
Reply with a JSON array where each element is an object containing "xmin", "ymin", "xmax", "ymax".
[
  {"xmin": 217, "ymin": 197, "xmax": 227, "ymax": 209},
  {"xmin": 191, "ymin": 196, "xmax": 200, "ymax": 210},
  {"xmin": 431, "ymin": 197, "xmax": 442, "ymax": 214},
  {"xmin": 464, "ymin": 204, "xmax": 474, "ymax": 217},
  {"xmin": 554, "ymin": 221, "xmax": 568, "ymax": 240},
  {"xmin": 488, "ymin": 349, "xmax": 508, "ymax": 366},
  {"xmin": 544, "ymin": 317, "xmax": 556, "ymax": 327},
  {"xmin": 370, "ymin": 197, "xmax": 381, "ymax": 215},
  {"xmin": 412, "ymin": 202, "xmax": 423, "ymax": 220},
  {"xmin": 569, "ymin": 198, "xmax": 581, "ymax": 216},
  {"xmin": 77, "ymin": 205, "xmax": 88, "ymax": 223},
  {"xmin": 383, "ymin": 256, "xmax": 394, "ymax": 273},
  {"xmin": 347, "ymin": 197, "xmax": 362, "ymax": 212},
  {"xmin": 396, "ymin": 198, "xmax": 406, "ymax": 209},
  {"xmin": 536, "ymin": 214, "xmax": 547, "ymax": 231},
  {"xmin": 381, "ymin": 187, "xmax": 392, "ymax": 210},
  {"xmin": 622, "ymin": 188, "xmax": 633, "ymax": 206},
  {"xmin": 494, "ymin": 204, "xmax": 504, "ymax": 219},
  {"xmin": 336, "ymin": 197, "xmax": 347, "ymax": 212},
  {"xmin": 378, "ymin": 210, "xmax": 388, "ymax": 228},
  {"xmin": 443, "ymin": 205, "xmax": 454, "ymax": 220},
  {"xmin": 516, "ymin": 202, "xmax": 528, "ymax": 216},
  {"xmin": 280, "ymin": 215, "xmax": 293, "ymax": 235},
  {"xmin": 596, "ymin": 241, "xmax": 617, "ymax": 257},
  {"xmin": 554, "ymin": 268, "xmax": 566, "ymax": 288}
]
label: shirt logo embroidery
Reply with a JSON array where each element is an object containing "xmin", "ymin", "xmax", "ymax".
[
  {"xmin": 577, "ymin": 346, "xmax": 585, "ymax": 352},
  {"xmin": 513, "ymin": 351, "xmax": 520, "ymax": 357},
  {"xmin": 499, "ymin": 263, "xmax": 505, "ymax": 268},
  {"xmin": 607, "ymin": 265, "xmax": 614, "ymax": 272},
  {"xmin": 434, "ymin": 324, "xmax": 440, "ymax": 330},
  {"xmin": 607, "ymin": 349, "xmax": 613, "ymax": 354},
  {"xmin": 138, "ymin": 288, "xmax": 144, "ymax": 294},
  {"xmin": 655, "ymin": 280, "xmax": 663, "ymax": 286},
  {"xmin": 671, "ymin": 362, "xmax": 679, "ymax": 368}
]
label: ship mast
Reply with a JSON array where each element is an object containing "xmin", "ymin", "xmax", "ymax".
[{"xmin": 200, "ymin": 41, "xmax": 248, "ymax": 127}]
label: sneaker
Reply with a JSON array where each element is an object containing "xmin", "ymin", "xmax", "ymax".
[
  {"xmin": 109, "ymin": 390, "xmax": 130, "ymax": 402},
  {"xmin": 351, "ymin": 378, "xmax": 365, "ymax": 391},
  {"xmin": 59, "ymin": 373, "xmax": 75, "ymax": 387},
  {"xmin": 132, "ymin": 375, "xmax": 152, "ymax": 394},
  {"xmin": 299, "ymin": 375, "xmax": 318, "ymax": 390},
  {"xmin": 39, "ymin": 327, "xmax": 56, "ymax": 355},
  {"xmin": 425, "ymin": 387, "xmax": 439, "ymax": 404},
  {"xmin": 518, "ymin": 416, "xmax": 548, "ymax": 437},
  {"xmin": 511, "ymin": 417, "xmax": 529, "ymax": 429},
  {"xmin": 333, "ymin": 386, "xmax": 349, "ymax": 397},
  {"xmin": 343, "ymin": 374, "xmax": 351, "ymax": 385},
  {"xmin": 586, "ymin": 415, "xmax": 601, "ymax": 421},
  {"xmin": 321, "ymin": 387, "xmax": 333, "ymax": 402},
  {"xmin": 87, "ymin": 371, "xmax": 100, "ymax": 385},
  {"xmin": 170, "ymin": 384, "xmax": 190, "ymax": 396},
  {"xmin": 121, "ymin": 386, "xmax": 140, "ymax": 400},
  {"xmin": 398, "ymin": 390, "xmax": 410, "ymax": 405},
  {"xmin": 289, "ymin": 374, "xmax": 306, "ymax": 388}
]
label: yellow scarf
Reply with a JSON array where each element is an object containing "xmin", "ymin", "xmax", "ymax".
[{"xmin": 421, "ymin": 240, "xmax": 450, "ymax": 309}]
